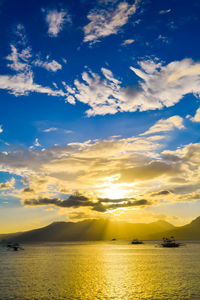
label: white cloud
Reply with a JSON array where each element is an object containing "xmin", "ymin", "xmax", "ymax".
[
  {"xmin": 0, "ymin": 71, "xmax": 66, "ymax": 97},
  {"xmin": 83, "ymin": 0, "xmax": 139, "ymax": 43},
  {"xmin": 157, "ymin": 35, "xmax": 169, "ymax": 44},
  {"xmin": 4, "ymin": 30, "xmax": 200, "ymax": 119},
  {"xmin": 0, "ymin": 125, "xmax": 3, "ymax": 133},
  {"xmin": 6, "ymin": 44, "xmax": 31, "ymax": 72},
  {"xmin": 159, "ymin": 9, "xmax": 171, "ymax": 14},
  {"xmin": 34, "ymin": 138, "xmax": 41, "ymax": 147},
  {"xmin": 190, "ymin": 107, "xmax": 200, "ymax": 122},
  {"xmin": 69, "ymin": 68, "xmax": 121, "ymax": 116},
  {"xmin": 101, "ymin": 67, "xmax": 121, "ymax": 85},
  {"xmin": 3, "ymin": 133, "xmax": 200, "ymax": 212},
  {"xmin": 64, "ymin": 130, "xmax": 72, "ymax": 134},
  {"xmin": 129, "ymin": 58, "xmax": 200, "ymax": 111},
  {"xmin": 52, "ymin": 82, "xmax": 58, "ymax": 89},
  {"xmin": 121, "ymin": 39, "xmax": 135, "ymax": 46},
  {"xmin": 62, "ymin": 81, "xmax": 76, "ymax": 104},
  {"xmin": 1, "ymin": 113, "xmax": 200, "ymax": 213},
  {"xmin": 7, "ymin": 26, "xmax": 62, "ymax": 74},
  {"xmin": 30, "ymin": 138, "xmax": 41, "ymax": 149},
  {"xmin": 15, "ymin": 24, "xmax": 27, "ymax": 45},
  {"xmin": 65, "ymin": 58, "xmax": 200, "ymax": 116},
  {"xmin": 140, "ymin": 116, "xmax": 185, "ymax": 136},
  {"xmin": 44, "ymin": 9, "xmax": 71, "ymax": 37},
  {"xmin": 43, "ymin": 128, "xmax": 58, "ymax": 133},
  {"xmin": 62, "ymin": 58, "xmax": 67, "ymax": 64},
  {"xmin": 1, "ymin": 25, "xmax": 66, "ymax": 99},
  {"xmin": 34, "ymin": 59, "xmax": 62, "ymax": 72}
]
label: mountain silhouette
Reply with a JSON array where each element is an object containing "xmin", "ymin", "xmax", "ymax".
[
  {"xmin": 159, "ymin": 216, "xmax": 200, "ymax": 240},
  {"xmin": 2, "ymin": 217, "xmax": 200, "ymax": 243}
]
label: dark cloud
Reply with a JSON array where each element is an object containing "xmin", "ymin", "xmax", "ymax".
[
  {"xmin": 98, "ymin": 197, "xmax": 136, "ymax": 203},
  {"xmin": 24, "ymin": 194, "xmax": 93, "ymax": 208},
  {"xmin": 23, "ymin": 187, "xmax": 34, "ymax": 192},
  {"xmin": 122, "ymin": 85, "xmax": 140, "ymax": 98},
  {"xmin": 152, "ymin": 190, "xmax": 170, "ymax": 196},
  {"xmin": 161, "ymin": 153, "xmax": 182, "ymax": 162},
  {"xmin": 119, "ymin": 161, "xmax": 181, "ymax": 182},
  {"xmin": 93, "ymin": 199, "xmax": 151, "ymax": 212},
  {"xmin": 0, "ymin": 180, "xmax": 14, "ymax": 190},
  {"xmin": 0, "ymin": 183, "xmax": 11, "ymax": 189},
  {"xmin": 171, "ymin": 183, "xmax": 200, "ymax": 195},
  {"xmin": 24, "ymin": 194, "xmax": 151, "ymax": 212}
]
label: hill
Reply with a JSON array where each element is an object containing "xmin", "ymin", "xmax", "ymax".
[
  {"xmin": 2, "ymin": 217, "xmax": 200, "ymax": 243},
  {"xmin": 160, "ymin": 216, "xmax": 200, "ymax": 240},
  {"xmin": 2, "ymin": 218, "xmax": 176, "ymax": 243}
]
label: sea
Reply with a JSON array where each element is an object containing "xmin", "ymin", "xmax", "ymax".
[{"xmin": 0, "ymin": 241, "xmax": 200, "ymax": 300}]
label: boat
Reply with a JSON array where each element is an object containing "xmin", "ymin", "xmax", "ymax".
[
  {"xmin": 161, "ymin": 237, "xmax": 181, "ymax": 248},
  {"xmin": 6, "ymin": 242, "xmax": 24, "ymax": 251},
  {"xmin": 131, "ymin": 239, "xmax": 143, "ymax": 244}
]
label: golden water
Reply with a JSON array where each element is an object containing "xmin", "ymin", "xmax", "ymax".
[{"xmin": 0, "ymin": 241, "xmax": 200, "ymax": 299}]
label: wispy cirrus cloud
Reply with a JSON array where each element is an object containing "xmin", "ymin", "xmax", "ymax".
[
  {"xmin": 43, "ymin": 9, "xmax": 71, "ymax": 37},
  {"xmin": 157, "ymin": 34, "xmax": 169, "ymax": 44},
  {"xmin": 83, "ymin": 0, "xmax": 139, "ymax": 43},
  {"xmin": 43, "ymin": 127, "xmax": 58, "ymax": 133},
  {"xmin": 159, "ymin": 9, "xmax": 171, "ymax": 15}
]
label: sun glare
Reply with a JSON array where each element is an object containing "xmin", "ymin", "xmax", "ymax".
[
  {"xmin": 99, "ymin": 185, "xmax": 128, "ymax": 199},
  {"xmin": 97, "ymin": 175, "xmax": 135, "ymax": 199}
]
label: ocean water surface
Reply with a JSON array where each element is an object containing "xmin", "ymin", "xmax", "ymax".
[{"xmin": 0, "ymin": 241, "xmax": 200, "ymax": 300}]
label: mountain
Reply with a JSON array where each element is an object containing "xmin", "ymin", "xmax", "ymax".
[
  {"xmin": 160, "ymin": 216, "xmax": 200, "ymax": 240},
  {"xmin": 2, "ymin": 217, "xmax": 200, "ymax": 243},
  {"xmin": 0, "ymin": 232, "xmax": 22, "ymax": 241},
  {"xmin": 2, "ymin": 218, "xmax": 176, "ymax": 243}
]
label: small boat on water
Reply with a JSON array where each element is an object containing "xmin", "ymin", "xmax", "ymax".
[
  {"xmin": 131, "ymin": 239, "xmax": 143, "ymax": 244},
  {"xmin": 161, "ymin": 236, "xmax": 181, "ymax": 248},
  {"xmin": 6, "ymin": 242, "xmax": 24, "ymax": 251}
]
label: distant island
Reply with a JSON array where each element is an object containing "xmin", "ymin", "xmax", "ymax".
[{"xmin": 1, "ymin": 217, "xmax": 200, "ymax": 243}]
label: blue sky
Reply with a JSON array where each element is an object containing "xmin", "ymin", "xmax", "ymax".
[{"xmin": 1, "ymin": 0, "xmax": 200, "ymax": 232}]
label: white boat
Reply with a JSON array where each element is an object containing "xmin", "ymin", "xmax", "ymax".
[
  {"xmin": 131, "ymin": 239, "xmax": 143, "ymax": 244},
  {"xmin": 161, "ymin": 237, "xmax": 181, "ymax": 248}
]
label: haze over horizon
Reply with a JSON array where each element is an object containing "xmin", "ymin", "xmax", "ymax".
[{"xmin": 1, "ymin": 0, "xmax": 200, "ymax": 233}]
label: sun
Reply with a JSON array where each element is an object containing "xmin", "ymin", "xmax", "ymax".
[
  {"xmin": 96, "ymin": 175, "xmax": 134, "ymax": 200},
  {"xmin": 99, "ymin": 184, "xmax": 128, "ymax": 199}
]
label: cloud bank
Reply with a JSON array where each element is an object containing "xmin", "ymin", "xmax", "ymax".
[
  {"xmin": 1, "ymin": 116, "xmax": 200, "ymax": 215},
  {"xmin": 24, "ymin": 194, "xmax": 150, "ymax": 212}
]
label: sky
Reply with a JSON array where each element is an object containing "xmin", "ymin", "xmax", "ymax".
[{"xmin": 1, "ymin": 0, "xmax": 200, "ymax": 233}]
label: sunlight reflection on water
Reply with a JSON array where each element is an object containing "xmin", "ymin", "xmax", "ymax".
[{"xmin": 0, "ymin": 241, "xmax": 200, "ymax": 299}]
